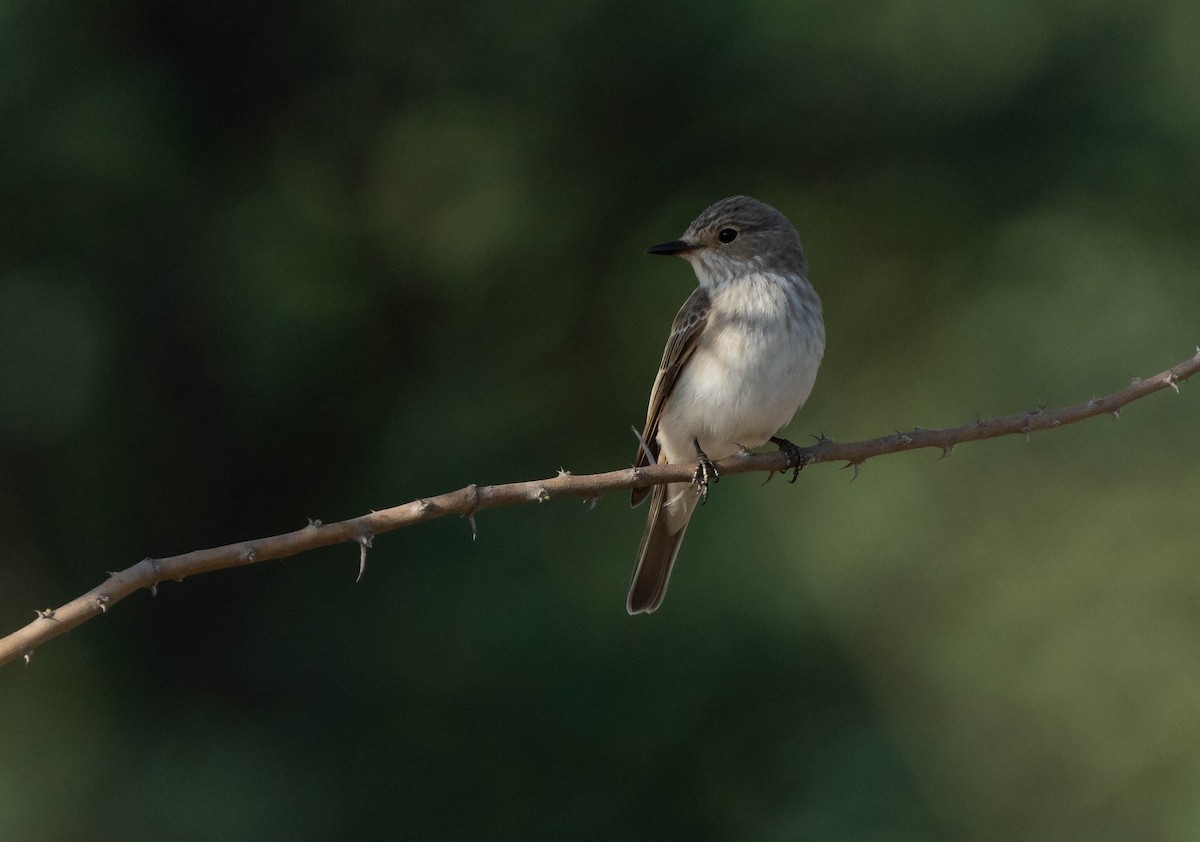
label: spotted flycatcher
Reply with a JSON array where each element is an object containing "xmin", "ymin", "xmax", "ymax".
[{"xmin": 628, "ymin": 196, "xmax": 825, "ymax": 614}]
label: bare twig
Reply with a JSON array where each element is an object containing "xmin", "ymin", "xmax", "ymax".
[{"xmin": 2, "ymin": 349, "xmax": 1197, "ymax": 668}]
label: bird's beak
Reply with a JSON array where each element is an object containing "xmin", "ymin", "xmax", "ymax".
[{"xmin": 647, "ymin": 239, "xmax": 700, "ymax": 256}]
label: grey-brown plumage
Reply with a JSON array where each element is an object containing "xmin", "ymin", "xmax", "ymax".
[
  {"xmin": 630, "ymin": 287, "xmax": 710, "ymax": 507},
  {"xmin": 628, "ymin": 196, "xmax": 825, "ymax": 614}
]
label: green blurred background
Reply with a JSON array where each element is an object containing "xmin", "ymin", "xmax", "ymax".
[{"xmin": 3, "ymin": 0, "xmax": 1200, "ymax": 838}]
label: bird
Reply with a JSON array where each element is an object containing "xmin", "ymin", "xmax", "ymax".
[{"xmin": 627, "ymin": 196, "xmax": 825, "ymax": 614}]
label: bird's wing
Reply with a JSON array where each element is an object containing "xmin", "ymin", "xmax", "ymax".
[{"xmin": 631, "ymin": 287, "xmax": 711, "ymax": 506}]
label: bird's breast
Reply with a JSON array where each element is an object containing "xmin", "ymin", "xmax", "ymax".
[{"xmin": 658, "ymin": 273, "xmax": 825, "ymax": 463}]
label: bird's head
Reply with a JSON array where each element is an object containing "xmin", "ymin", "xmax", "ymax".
[{"xmin": 647, "ymin": 195, "xmax": 807, "ymax": 286}]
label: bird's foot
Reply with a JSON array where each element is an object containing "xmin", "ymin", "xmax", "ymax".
[
  {"xmin": 691, "ymin": 438, "xmax": 720, "ymax": 502},
  {"xmin": 770, "ymin": 436, "xmax": 812, "ymax": 483}
]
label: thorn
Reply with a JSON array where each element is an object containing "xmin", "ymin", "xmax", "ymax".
[
  {"xmin": 760, "ymin": 470, "xmax": 775, "ymax": 487},
  {"xmin": 1051, "ymin": 419, "xmax": 1061, "ymax": 427},
  {"xmin": 629, "ymin": 468, "xmax": 648, "ymax": 497},
  {"xmin": 913, "ymin": 426, "xmax": 926, "ymax": 433},
  {"xmin": 584, "ymin": 496, "xmax": 599, "ymax": 510},
  {"xmin": 1129, "ymin": 375, "xmax": 1141, "ymax": 386},
  {"xmin": 356, "ymin": 535, "xmax": 373, "ymax": 583},
  {"xmin": 1088, "ymin": 396, "xmax": 1101, "ymax": 407},
  {"xmin": 555, "ymin": 467, "xmax": 571, "ymax": 479},
  {"xmin": 35, "ymin": 608, "xmax": 58, "ymax": 621},
  {"xmin": 939, "ymin": 444, "xmax": 954, "ymax": 460},
  {"xmin": 145, "ymin": 558, "xmax": 162, "ymax": 587},
  {"xmin": 418, "ymin": 498, "xmax": 436, "ymax": 515},
  {"xmin": 243, "ymin": 547, "xmax": 256, "ymax": 563},
  {"xmin": 1165, "ymin": 371, "xmax": 1180, "ymax": 393},
  {"xmin": 23, "ymin": 651, "xmax": 32, "ymax": 666},
  {"xmin": 840, "ymin": 461, "xmax": 862, "ymax": 482},
  {"xmin": 811, "ymin": 432, "xmax": 832, "ymax": 444},
  {"xmin": 1111, "ymin": 408, "xmax": 1121, "ymax": 420},
  {"xmin": 895, "ymin": 431, "xmax": 912, "ymax": 444},
  {"xmin": 631, "ymin": 425, "xmax": 656, "ymax": 467},
  {"xmin": 105, "ymin": 571, "xmax": 118, "ymax": 577},
  {"xmin": 464, "ymin": 484, "xmax": 483, "ymax": 515},
  {"xmin": 307, "ymin": 518, "xmax": 323, "ymax": 528},
  {"xmin": 96, "ymin": 594, "xmax": 110, "ymax": 613},
  {"xmin": 467, "ymin": 513, "xmax": 478, "ymax": 541},
  {"xmin": 1029, "ymin": 403, "xmax": 1046, "ymax": 416},
  {"xmin": 536, "ymin": 486, "xmax": 550, "ymax": 503}
]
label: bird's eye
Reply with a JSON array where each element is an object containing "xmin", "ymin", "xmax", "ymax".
[{"xmin": 718, "ymin": 228, "xmax": 738, "ymax": 243}]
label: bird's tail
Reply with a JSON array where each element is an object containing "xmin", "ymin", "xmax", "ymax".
[{"xmin": 627, "ymin": 481, "xmax": 697, "ymax": 614}]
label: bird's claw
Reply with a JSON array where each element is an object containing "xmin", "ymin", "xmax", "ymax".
[
  {"xmin": 691, "ymin": 440, "xmax": 720, "ymax": 502},
  {"xmin": 770, "ymin": 436, "xmax": 811, "ymax": 483}
]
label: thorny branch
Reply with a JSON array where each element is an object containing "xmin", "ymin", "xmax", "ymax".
[{"xmin": 3, "ymin": 349, "xmax": 1198, "ymax": 669}]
